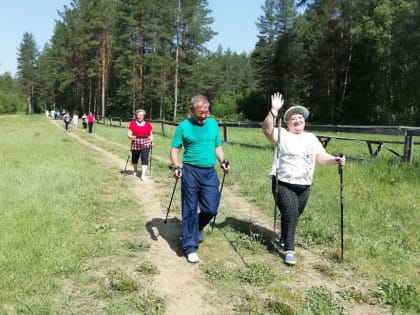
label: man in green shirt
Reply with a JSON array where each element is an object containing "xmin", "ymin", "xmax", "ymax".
[{"xmin": 170, "ymin": 95, "xmax": 230, "ymax": 263}]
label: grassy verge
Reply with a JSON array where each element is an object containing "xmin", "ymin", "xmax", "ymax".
[
  {"xmin": 89, "ymin": 119, "xmax": 419, "ymax": 314},
  {"xmin": 0, "ymin": 115, "xmax": 165, "ymax": 314},
  {"xmin": 18, "ymin": 117, "xmax": 419, "ymax": 314}
]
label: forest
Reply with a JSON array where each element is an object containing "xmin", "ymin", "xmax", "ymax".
[{"xmin": 0, "ymin": 0, "xmax": 419, "ymax": 125}]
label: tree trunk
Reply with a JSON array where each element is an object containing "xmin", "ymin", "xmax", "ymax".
[
  {"xmin": 101, "ymin": 37, "xmax": 107, "ymax": 120},
  {"xmin": 173, "ymin": 0, "xmax": 181, "ymax": 122},
  {"xmin": 27, "ymin": 96, "xmax": 32, "ymax": 115},
  {"xmin": 88, "ymin": 79, "xmax": 92, "ymax": 113},
  {"xmin": 339, "ymin": 44, "xmax": 352, "ymax": 112}
]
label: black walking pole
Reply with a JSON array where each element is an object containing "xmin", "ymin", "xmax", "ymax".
[
  {"xmin": 273, "ymin": 117, "xmax": 281, "ymax": 231},
  {"xmin": 148, "ymin": 145, "xmax": 153, "ymax": 174},
  {"xmin": 211, "ymin": 161, "xmax": 229, "ymax": 232},
  {"xmin": 124, "ymin": 138, "xmax": 134, "ymax": 174},
  {"xmin": 124, "ymin": 153, "xmax": 130, "ymax": 173},
  {"xmin": 164, "ymin": 178, "xmax": 179, "ymax": 224},
  {"xmin": 338, "ymin": 154, "xmax": 344, "ymax": 262}
]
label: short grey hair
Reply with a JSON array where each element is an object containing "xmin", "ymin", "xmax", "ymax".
[
  {"xmin": 135, "ymin": 109, "xmax": 146, "ymax": 116},
  {"xmin": 190, "ymin": 95, "xmax": 209, "ymax": 111}
]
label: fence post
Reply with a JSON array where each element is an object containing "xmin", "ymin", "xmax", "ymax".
[
  {"xmin": 403, "ymin": 133, "xmax": 414, "ymax": 164},
  {"xmin": 223, "ymin": 123, "xmax": 228, "ymax": 142},
  {"xmin": 161, "ymin": 121, "xmax": 165, "ymax": 137},
  {"xmin": 109, "ymin": 116, "xmax": 112, "ymax": 126}
]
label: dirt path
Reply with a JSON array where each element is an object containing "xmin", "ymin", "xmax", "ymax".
[
  {"xmin": 52, "ymin": 121, "xmax": 390, "ymax": 315},
  {"xmin": 59, "ymin": 129, "xmax": 223, "ymax": 315}
]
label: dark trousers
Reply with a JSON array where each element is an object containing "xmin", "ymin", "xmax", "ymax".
[
  {"xmin": 131, "ymin": 148, "xmax": 150, "ymax": 165},
  {"xmin": 88, "ymin": 122, "xmax": 93, "ymax": 133},
  {"xmin": 181, "ymin": 164, "xmax": 220, "ymax": 255},
  {"xmin": 272, "ymin": 177, "xmax": 310, "ymax": 251}
]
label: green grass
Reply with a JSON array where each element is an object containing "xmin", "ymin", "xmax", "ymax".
[
  {"xmin": 0, "ymin": 115, "xmax": 164, "ymax": 314},
  {"xmin": 304, "ymin": 286, "xmax": 344, "ymax": 314},
  {"xmin": 89, "ymin": 117, "xmax": 419, "ymax": 314},
  {"xmin": 374, "ymin": 280, "xmax": 420, "ymax": 313},
  {"xmin": 2, "ymin": 115, "xmax": 418, "ymax": 314}
]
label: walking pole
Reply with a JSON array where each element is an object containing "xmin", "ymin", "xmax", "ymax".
[
  {"xmin": 164, "ymin": 178, "xmax": 179, "ymax": 224},
  {"xmin": 123, "ymin": 153, "xmax": 130, "ymax": 173},
  {"xmin": 211, "ymin": 161, "xmax": 229, "ymax": 232},
  {"xmin": 338, "ymin": 154, "xmax": 344, "ymax": 262},
  {"xmin": 273, "ymin": 117, "xmax": 282, "ymax": 231},
  {"xmin": 148, "ymin": 145, "xmax": 153, "ymax": 175},
  {"xmin": 124, "ymin": 142, "xmax": 132, "ymax": 173}
]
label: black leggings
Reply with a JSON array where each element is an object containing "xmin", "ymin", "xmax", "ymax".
[
  {"xmin": 272, "ymin": 177, "xmax": 311, "ymax": 251},
  {"xmin": 131, "ymin": 148, "xmax": 150, "ymax": 165}
]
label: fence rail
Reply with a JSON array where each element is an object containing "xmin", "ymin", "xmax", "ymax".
[{"xmin": 96, "ymin": 116, "xmax": 419, "ymax": 164}]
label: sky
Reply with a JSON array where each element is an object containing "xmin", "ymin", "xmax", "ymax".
[{"xmin": 0, "ymin": 0, "xmax": 264, "ymax": 76}]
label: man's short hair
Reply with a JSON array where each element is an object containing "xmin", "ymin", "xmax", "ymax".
[{"xmin": 190, "ymin": 95, "xmax": 209, "ymax": 110}]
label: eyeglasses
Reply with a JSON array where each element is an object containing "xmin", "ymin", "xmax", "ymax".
[
  {"xmin": 194, "ymin": 111, "xmax": 209, "ymax": 115},
  {"xmin": 288, "ymin": 115, "xmax": 304, "ymax": 122}
]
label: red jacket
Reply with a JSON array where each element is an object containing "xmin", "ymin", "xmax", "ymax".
[{"xmin": 87, "ymin": 114, "xmax": 95, "ymax": 123}]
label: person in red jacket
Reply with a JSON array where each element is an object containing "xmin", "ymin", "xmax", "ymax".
[
  {"xmin": 127, "ymin": 109, "xmax": 153, "ymax": 180},
  {"xmin": 87, "ymin": 112, "xmax": 95, "ymax": 133}
]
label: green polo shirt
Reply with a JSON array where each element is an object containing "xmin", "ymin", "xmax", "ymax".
[{"xmin": 171, "ymin": 117, "xmax": 222, "ymax": 168}]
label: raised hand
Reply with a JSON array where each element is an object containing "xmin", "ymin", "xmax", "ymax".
[{"xmin": 271, "ymin": 92, "xmax": 284, "ymax": 111}]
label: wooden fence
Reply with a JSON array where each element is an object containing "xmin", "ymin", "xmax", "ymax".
[{"xmin": 96, "ymin": 116, "xmax": 419, "ymax": 164}]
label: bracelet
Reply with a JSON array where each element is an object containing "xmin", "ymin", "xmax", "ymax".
[{"xmin": 270, "ymin": 110, "xmax": 278, "ymax": 118}]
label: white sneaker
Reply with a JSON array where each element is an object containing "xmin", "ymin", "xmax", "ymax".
[
  {"xmin": 284, "ymin": 251, "xmax": 296, "ymax": 265},
  {"xmin": 187, "ymin": 252, "xmax": 199, "ymax": 263},
  {"xmin": 133, "ymin": 172, "xmax": 137, "ymax": 177},
  {"xmin": 199, "ymin": 230, "xmax": 205, "ymax": 243}
]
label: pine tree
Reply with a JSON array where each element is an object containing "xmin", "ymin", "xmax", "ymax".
[{"xmin": 17, "ymin": 32, "xmax": 39, "ymax": 114}]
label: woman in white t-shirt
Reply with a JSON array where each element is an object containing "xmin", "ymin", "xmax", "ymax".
[
  {"xmin": 262, "ymin": 93, "xmax": 346, "ymax": 266},
  {"xmin": 73, "ymin": 113, "xmax": 79, "ymax": 129}
]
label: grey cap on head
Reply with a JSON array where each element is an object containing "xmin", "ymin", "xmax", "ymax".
[{"xmin": 283, "ymin": 105, "xmax": 309, "ymax": 121}]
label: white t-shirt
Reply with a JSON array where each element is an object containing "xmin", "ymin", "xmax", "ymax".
[{"xmin": 269, "ymin": 128, "xmax": 325, "ymax": 185}]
